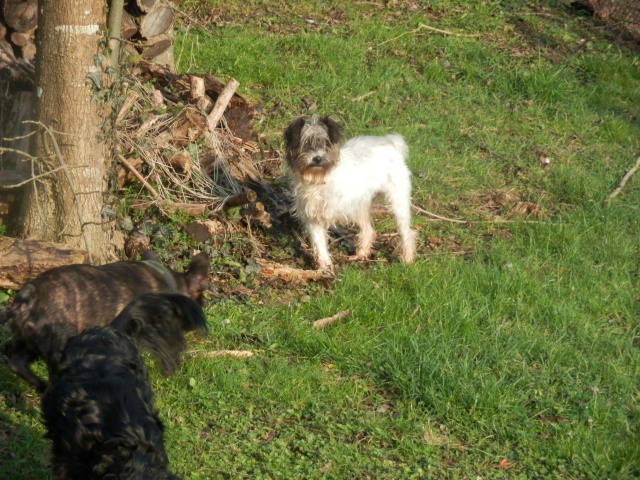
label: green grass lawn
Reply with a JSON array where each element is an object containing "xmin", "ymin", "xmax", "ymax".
[{"xmin": 2, "ymin": 0, "xmax": 639, "ymax": 478}]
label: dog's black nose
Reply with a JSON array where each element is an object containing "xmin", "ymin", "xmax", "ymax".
[{"xmin": 312, "ymin": 155, "xmax": 323, "ymax": 165}]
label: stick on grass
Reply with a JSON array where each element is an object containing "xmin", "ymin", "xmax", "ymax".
[
  {"xmin": 368, "ymin": 23, "xmax": 482, "ymax": 51},
  {"xmin": 605, "ymin": 156, "xmax": 640, "ymax": 204},
  {"xmin": 313, "ymin": 309, "xmax": 351, "ymax": 329},
  {"xmin": 188, "ymin": 350, "xmax": 254, "ymax": 359}
]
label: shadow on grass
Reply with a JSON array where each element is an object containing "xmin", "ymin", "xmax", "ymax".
[{"xmin": 0, "ymin": 367, "xmax": 50, "ymax": 480}]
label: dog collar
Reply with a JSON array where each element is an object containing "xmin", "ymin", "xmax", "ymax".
[{"xmin": 142, "ymin": 260, "xmax": 179, "ymax": 293}]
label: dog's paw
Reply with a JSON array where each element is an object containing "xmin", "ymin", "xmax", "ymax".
[{"xmin": 316, "ymin": 263, "xmax": 335, "ymax": 276}]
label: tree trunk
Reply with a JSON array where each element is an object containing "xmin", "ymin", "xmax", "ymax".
[{"xmin": 18, "ymin": 0, "xmax": 111, "ymax": 263}]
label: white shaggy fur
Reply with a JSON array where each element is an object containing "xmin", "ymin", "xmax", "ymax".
[{"xmin": 287, "ymin": 124, "xmax": 417, "ymax": 271}]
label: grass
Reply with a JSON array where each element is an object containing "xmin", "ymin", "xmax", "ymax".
[{"xmin": 2, "ymin": 0, "xmax": 639, "ymax": 478}]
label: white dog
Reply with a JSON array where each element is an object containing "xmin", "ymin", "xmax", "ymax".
[{"xmin": 284, "ymin": 115, "xmax": 416, "ymax": 271}]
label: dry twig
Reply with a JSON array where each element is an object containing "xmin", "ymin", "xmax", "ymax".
[
  {"xmin": 313, "ymin": 309, "xmax": 351, "ymax": 329},
  {"xmin": 188, "ymin": 350, "xmax": 254, "ymax": 358},
  {"xmin": 118, "ymin": 154, "xmax": 160, "ymax": 199},
  {"xmin": 605, "ymin": 156, "xmax": 640, "ymax": 204},
  {"xmin": 256, "ymin": 259, "xmax": 334, "ymax": 282},
  {"xmin": 411, "ymin": 204, "xmax": 467, "ymax": 223},
  {"xmin": 368, "ymin": 23, "xmax": 481, "ymax": 51}
]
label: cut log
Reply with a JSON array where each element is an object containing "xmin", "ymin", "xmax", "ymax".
[
  {"xmin": 0, "ymin": 38, "xmax": 16, "ymax": 62},
  {"xmin": 141, "ymin": 37, "xmax": 173, "ymax": 59},
  {"xmin": 121, "ymin": 11, "xmax": 138, "ymax": 39},
  {"xmin": 139, "ymin": 5, "xmax": 174, "ymax": 39},
  {"xmin": 223, "ymin": 190, "xmax": 257, "ymax": 210},
  {"xmin": 9, "ymin": 30, "xmax": 33, "ymax": 48},
  {"xmin": 133, "ymin": 62, "xmax": 253, "ymax": 114},
  {"xmin": 190, "ymin": 76, "xmax": 205, "ymax": 101},
  {"xmin": 0, "ymin": 237, "xmax": 89, "ymax": 290},
  {"xmin": 136, "ymin": 0, "xmax": 158, "ymax": 13},
  {"xmin": 21, "ymin": 43, "xmax": 36, "ymax": 62},
  {"xmin": 3, "ymin": 0, "xmax": 38, "ymax": 33}
]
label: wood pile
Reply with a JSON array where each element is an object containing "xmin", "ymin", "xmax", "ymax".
[
  {"xmin": 113, "ymin": 59, "xmax": 288, "ymax": 236},
  {"xmin": 0, "ymin": 0, "xmax": 37, "ymax": 85},
  {"xmin": 119, "ymin": 0, "xmax": 176, "ymax": 68},
  {"xmin": 0, "ymin": 0, "xmax": 177, "ymax": 83}
]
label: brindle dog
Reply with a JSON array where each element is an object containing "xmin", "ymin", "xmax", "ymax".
[{"xmin": 3, "ymin": 251, "xmax": 209, "ymax": 392}]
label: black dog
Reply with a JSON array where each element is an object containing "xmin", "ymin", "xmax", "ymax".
[
  {"xmin": 41, "ymin": 292, "xmax": 207, "ymax": 480},
  {"xmin": 3, "ymin": 251, "xmax": 209, "ymax": 391}
]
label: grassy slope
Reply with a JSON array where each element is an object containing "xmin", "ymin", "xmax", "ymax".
[{"xmin": 1, "ymin": 1, "xmax": 639, "ymax": 479}]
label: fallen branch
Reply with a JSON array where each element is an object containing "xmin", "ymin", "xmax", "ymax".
[
  {"xmin": 188, "ymin": 350, "xmax": 254, "ymax": 358},
  {"xmin": 206, "ymin": 77, "xmax": 240, "ymax": 133},
  {"xmin": 368, "ymin": 23, "xmax": 481, "ymax": 51},
  {"xmin": 605, "ymin": 156, "xmax": 640, "ymax": 204},
  {"xmin": 118, "ymin": 154, "xmax": 160, "ymax": 199},
  {"xmin": 256, "ymin": 259, "xmax": 334, "ymax": 282},
  {"xmin": 411, "ymin": 204, "xmax": 467, "ymax": 223},
  {"xmin": 412, "ymin": 204, "xmax": 551, "ymax": 225},
  {"xmin": 313, "ymin": 309, "xmax": 351, "ymax": 329},
  {"xmin": 222, "ymin": 189, "xmax": 257, "ymax": 210},
  {"xmin": 129, "ymin": 200, "xmax": 216, "ymax": 216}
]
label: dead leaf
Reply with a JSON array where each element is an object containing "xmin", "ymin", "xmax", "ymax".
[
  {"xmin": 493, "ymin": 459, "xmax": 515, "ymax": 469},
  {"xmin": 538, "ymin": 414, "xmax": 569, "ymax": 425}
]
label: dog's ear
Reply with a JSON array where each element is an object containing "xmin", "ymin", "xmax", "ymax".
[
  {"xmin": 140, "ymin": 249, "xmax": 160, "ymax": 262},
  {"xmin": 284, "ymin": 117, "xmax": 307, "ymax": 149},
  {"xmin": 322, "ymin": 116, "xmax": 343, "ymax": 144},
  {"xmin": 185, "ymin": 253, "xmax": 210, "ymax": 304}
]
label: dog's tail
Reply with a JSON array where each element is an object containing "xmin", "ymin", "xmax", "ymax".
[
  {"xmin": 386, "ymin": 133, "xmax": 409, "ymax": 160},
  {"xmin": 111, "ymin": 293, "xmax": 208, "ymax": 376}
]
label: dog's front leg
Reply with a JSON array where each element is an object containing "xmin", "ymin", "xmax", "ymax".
[
  {"xmin": 7, "ymin": 341, "xmax": 48, "ymax": 392},
  {"xmin": 307, "ymin": 223, "xmax": 333, "ymax": 271}
]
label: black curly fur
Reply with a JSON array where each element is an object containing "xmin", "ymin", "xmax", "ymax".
[{"xmin": 41, "ymin": 293, "xmax": 207, "ymax": 480}]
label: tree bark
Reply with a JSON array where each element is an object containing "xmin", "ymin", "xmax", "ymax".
[{"xmin": 18, "ymin": 0, "xmax": 111, "ymax": 263}]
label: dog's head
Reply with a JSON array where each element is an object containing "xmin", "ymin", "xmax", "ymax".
[{"xmin": 284, "ymin": 115, "xmax": 343, "ymax": 185}]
